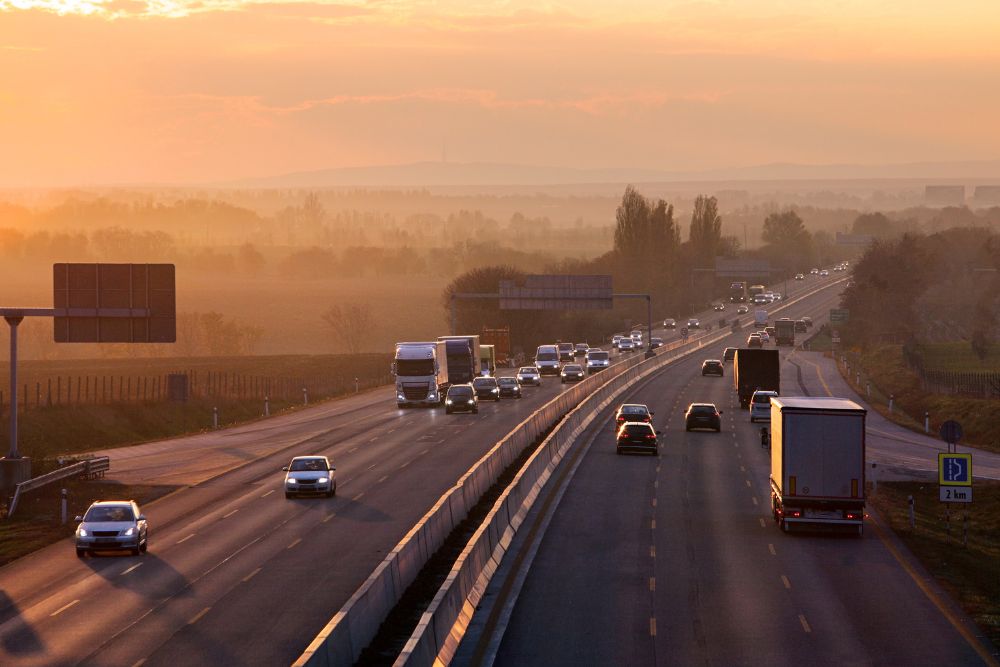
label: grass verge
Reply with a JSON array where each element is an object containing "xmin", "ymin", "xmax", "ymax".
[
  {"xmin": 868, "ymin": 480, "xmax": 1000, "ymax": 652},
  {"xmin": 837, "ymin": 344, "xmax": 1000, "ymax": 454}
]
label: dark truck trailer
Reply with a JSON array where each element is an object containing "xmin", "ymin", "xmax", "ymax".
[
  {"xmin": 774, "ymin": 319, "xmax": 795, "ymax": 346},
  {"xmin": 438, "ymin": 336, "xmax": 481, "ymax": 384},
  {"xmin": 769, "ymin": 397, "xmax": 866, "ymax": 536},
  {"xmin": 733, "ymin": 348, "xmax": 779, "ymax": 409}
]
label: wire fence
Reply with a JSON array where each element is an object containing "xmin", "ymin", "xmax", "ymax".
[
  {"xmin": 901, "ymin": 344, "xmax": 1000, "ymax": 399},
  {"xmin": 0, "ymin": 369, "xmax": 394, "ymax": 413}
]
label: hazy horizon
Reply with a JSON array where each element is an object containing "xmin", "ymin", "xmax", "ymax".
[{"xmin": 2, "ymin": 1, "xmax": 1000, "ymax": 187}]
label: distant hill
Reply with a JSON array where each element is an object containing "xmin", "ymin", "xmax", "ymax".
[{"xmin": 229, "ymin": 159, "xmax": 1000, "ymax": 189}]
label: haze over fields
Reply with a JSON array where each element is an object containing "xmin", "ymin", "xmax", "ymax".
[{"xmin": 0, "ymin": 1, "xmax": 997, "ymax": 358}]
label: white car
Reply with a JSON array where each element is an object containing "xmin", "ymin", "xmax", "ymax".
[
  {"xmin": 618, "ymin": 338, "xmax": 635, "ymax": 352},
  {"xmin": 75, "ymin": 500, "xmax": 148, "ymax": 557},
  {"xmin": 750, "ymin": 390, "xmax": 778, "ymax": 423},
  {"xmin": 820, "ymin": 269, "xmax": 829, "ymax": 276},
  {"xmin": 516, "ymin": 366, "xmax": 541, "ymax": 385},
  {"xmin": 612, "ymin": 335, "xmax": 624, "ymax": 349},
  {"xmin": 757, "ymin": 330, "xmax": 770, "ymax": 343},
  {"xmin": 585, "ymin": 349, "xmax": 610, "ymax": 372},
  {"xmin": 283, "ymin": 456, "xmax": 337, "ymax": 498},
  {"xmin": 630, "ymin": 330, "xmax": 643, "ymax": 344}
]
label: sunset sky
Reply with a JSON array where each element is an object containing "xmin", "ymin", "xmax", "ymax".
[{"xmin": 1, "ymin": 0, "xmax": 999, "ymax": 186}]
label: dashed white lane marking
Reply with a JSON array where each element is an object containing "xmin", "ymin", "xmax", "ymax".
[
  {"xmin": 188, "ymin": 607, "xmax": 211, "ymax": 625},
  {"xmin": 781, "ymin": 575, "xmax": 792, "ymax": 589},
  {"xmin": 348, "ymin": 447, "xmax": 359, "ymax": 453},
  {"xmin": 367, "ymin": 464, "xmax": 377, "ymax": 471},
  {"xmin": 651, "ymin": 519, "xmax": 656, "ymax": 530},
  {"xmin": 759, "ymin": 518, "xmax": 767, "ymax": 528},
  {"xmin": 420, "ymin": 448, "xmax": 430, "ymax": 455},
  {"xmin": 287, "ymin": 538, "xmax": 302, "ymax": 549},
  {"xmin": 768, "ymin": 543, "xmax": 777, "ymax": 556},
  {"xmin": 323, "ymin": 513, "xmax": 336, "ymax": 523},
  {"xmin": 378, "ymin": 475, "xmax": 388, "ymax": 483},
  {"xmin": 177, "ymin": 534, "xmax": 195, "ymax": 544},
  {"xmin": 50, "ymin": 599, "xmax": 79, "ymax": 617},
  {"xmin": 352, "ymin": 492, "xmax": 365, "ymax": 501},
  {"xmin": 654, "ymin": 480, "xmax": 659, "ymax": 489},
  {"xmin": 260, "ymin": 490, "xmax": 274, "ymax": 498},
  {"xmin": 652, "ymin": 498, "xmax": 657, "ymax": 507},
  {"xmin": 223, "ymin": 509, "xmax": 239, "ymax": 519},
  {"xmin": 399, "ymin": 460, "xmax": 411, "ymax": 469},
  {"xmin": 368, "ymin": 437, "xmax": 378, "ymax": 442},
  {"xmin": 752, "ymin": 497, "xmax": 759, "ymax": 506},
  {"xmin": 242, "ymin": 567, "xmax": 262, "ymax": 582},
  {"xmin": 799, "ymin": 614, "xmax": 812, "ymax": 633},
  {"xmin": 650, "ymin": 546, "xmax": 656, "ymax": 558},
  {"xmin": 649, "ymin": 577, "xmax": 656, "ymax": 591},
  {"xmin": 740, "ymin": 465, "xmax": 746, "ymax": 472},
  {"xmin": 131, "ymin": 659, "xmax": 146, "ymax": 667},
  {"xmin": 650, "ymin": 617, "xmax": 657, "ymax": 636},
  {"xmin": 121, "ymin": 563, "xmax": 143, "ymax": 575}
]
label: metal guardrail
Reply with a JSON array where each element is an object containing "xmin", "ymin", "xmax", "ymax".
[
  {"xmin": 390, "ymin": 278, "xmax": 846, "ymax": 666},
  {"xmin": 292, "ymin": 332, "xmax": 712, "ymax": 667},
  {"xmin": 293, "ymin": 278, "xmax": 843, "ymax": 667},
  {"xmin": 7, "ymin": 456, "xmax": 110, "ymax": 517}
]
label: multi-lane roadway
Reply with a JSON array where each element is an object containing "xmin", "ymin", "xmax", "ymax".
[
  {"xmin": 462, "ymin": 286, "xmax": 997, "ymax": 667},
  {"xmin": 0, "ymin": 272, "xmax": 862, "ymax": 666}
]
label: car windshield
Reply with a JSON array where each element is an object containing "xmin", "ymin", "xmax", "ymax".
[
  {"xmin": 588, "ymin": 352, "xmax": 609, "ymax": 361},
  {"xmin": 473, "ymin": 378, "xmax": 496, "ymax": 388},
  {"xmin": 449, "ymin": 386, "xmax": 473, "ymax": 397},
  {"xmin": 621, "ymin": 406, "xmax": 648, "ymax": 415},
  {"xmin": 498, "ymin": 378, "xmax": 518, "ymax": 386},
  {"xmin": 624, "ymin": 424, "xmax": 653, "ymax": 435},
  {"xmin": 519, "ymin": 368, "xmax": 536, "ymax": 374},
  {"xmin": 753, "ymin": 393, "xmax": 775, "ymax": 404},
  {"xmin": 690, "ymin": 405, "xmax": 716, "ymax": 415},
  {"xmin": 563, "ymin": 365, "xmax": 581, "ymax": 371},
  {"xmin": 84, "ymin": 505, "xmax": 134, "ymax": 522},
  {"xmin": 290, "ymin": 458, "xmax": 327, "ymax": 471},
  {"xmin": 537, "ymin": 352, "xmax": 558, "ymax": 361}
]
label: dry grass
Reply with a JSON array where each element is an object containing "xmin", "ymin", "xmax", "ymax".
[{"xmin": 869, "ymin": 481, "xmax": 1000, "ymax": 651}]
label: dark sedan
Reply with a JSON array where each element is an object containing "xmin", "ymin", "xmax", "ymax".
[
  {"xmin": 616, "ymin": 422, "xmax": 660, "ymax": 455},
  {"xmin": 701, "ymin": 359, "xmax": 724, "ymax": 376},
  {"xmin": 497, "ymin": 377, "xmax": 522, "ymax": 398},
  {"xmin": 560, "ymin": 364, "xmax": 585, "ymax": 383},
  {"xmin": 472, "ymin": 376, "xmax": 501, "ymax": 401},
  {"xmin": 685, "ymin": 403, "xmax": 722, "ymax": 432}
]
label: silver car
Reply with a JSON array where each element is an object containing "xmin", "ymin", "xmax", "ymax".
[
  {"xmin": 516, "ymin": 366, "xmax": 541, "ymax": 386},
  {"xmin": 75, "ymin": 500, "xmax": 148, "ymax": 557},
  {"xmin": 284, "ymin": 455, "xmax": 337, "ymax": 498}
]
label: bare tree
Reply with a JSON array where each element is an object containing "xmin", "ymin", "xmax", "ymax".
[{"xmin": 321, "ymin": 303, "xmax": 375, "ymax": 354}]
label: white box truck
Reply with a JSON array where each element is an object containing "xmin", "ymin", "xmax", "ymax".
[
  {"xmin": 769, "ymin": 397, "xmax": 866, "ymax": 535},
  {"xmin": 393, "ymin": 341, "xmax": 449, "ymax": 408}
]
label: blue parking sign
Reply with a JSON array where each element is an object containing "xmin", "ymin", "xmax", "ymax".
[{"xmin": 938, "ymin": 453, "xmax": 972, "ymax": 486}]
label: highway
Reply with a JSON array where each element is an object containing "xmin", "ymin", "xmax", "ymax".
[
  {"xmin": 468, "ymin": 285, "xmax": 994, "ymax": 666},
  {"xmin": 0, "ymin": 274, "xmax": 844, "ymax": 666}
]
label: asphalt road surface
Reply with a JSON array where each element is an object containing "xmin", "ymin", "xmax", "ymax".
[
  {"xmin": 484, "ymin": 290, "xmax": 993, "ymax": 666},
  {"xmin": 0, "ymin": 274, "xmax": 841, "ymax": 666}
]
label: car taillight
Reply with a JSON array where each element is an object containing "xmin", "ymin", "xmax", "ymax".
[
  {"xmin": 846, "ymin": 512, "xmax": 861, "ymax": 520},
  {"xmin": 789, "ymin": 510, "xmax": 802, "ymax": 518},
  {"xmin": 646, "ymin": 434, "xmax": 656, "ymax": 439}
]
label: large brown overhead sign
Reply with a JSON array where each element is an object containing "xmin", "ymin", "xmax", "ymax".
[{"xmin": 53, "ymin": 263, "xmax": 176, "ymax": 343}]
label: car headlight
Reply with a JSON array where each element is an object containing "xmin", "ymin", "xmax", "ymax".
[
  {"xmin": 77, "ymin": 528, "xmax": 88, "ymax": 537},
  {"xmin": 467, "ymin": 399, "xmax": 475, "ymax": 404},
  {"xmin": 492, "ymin": 388, "xmax": 499, "ymax": 393},
  {"xmin": 287, "ymin": 478, "xmax": 298, "ymax": 484},
  {"xmin": 318, "ymin": 477, "xmax": 329, "ymax": 484},
  {"xmin": 123, "ymin": 527, "xmax": 135, "ymax": 537},
  {"xmin": 445, "ymin": 399, "xmax": 453, "ymax": 404},
  {"xmin": 397, "ymin": 392, "xmax": 405, "ymax": 400}
]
